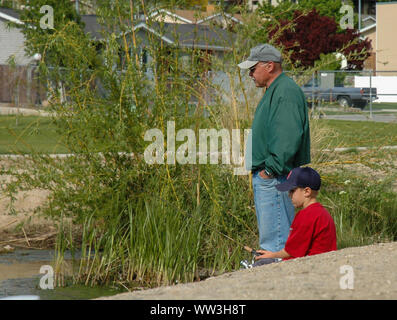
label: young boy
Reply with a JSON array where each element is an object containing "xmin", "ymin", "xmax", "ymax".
[{"xmin": 253, "ymin": 166, "xmax": 337, "ymax": 265}]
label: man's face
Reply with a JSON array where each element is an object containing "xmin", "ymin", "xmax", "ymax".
[{"xmin": 249, "ymin": 61, "xmax": 272, "ymax": 88}]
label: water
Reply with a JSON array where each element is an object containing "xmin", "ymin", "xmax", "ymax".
[{"xmin": 0, "ymin": 249, "xmax": 124, "ymax": 300}]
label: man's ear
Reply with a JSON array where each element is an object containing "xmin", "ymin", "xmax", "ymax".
[{"xmin": 270, "ymin": 62, "xmax": 280, "ymax": 73}]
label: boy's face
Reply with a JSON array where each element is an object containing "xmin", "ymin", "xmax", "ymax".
[{"xmin": 288, "ymin": 187, "xmax": 312, "ymax": 208}]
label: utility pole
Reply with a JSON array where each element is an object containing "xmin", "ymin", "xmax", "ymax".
[
  {"xmin": 358, "ymin": 0, "xmax": 361, "ymax": 30},
  {"xmin": 75, "ymin": 0, "xmax": 79, "ymax": 14}
]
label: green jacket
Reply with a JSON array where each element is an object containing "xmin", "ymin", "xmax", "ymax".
[{"xmin": 250, "ymin": 72, "xmax": 310, "ymax": 176}]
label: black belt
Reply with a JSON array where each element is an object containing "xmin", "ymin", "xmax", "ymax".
[{"xmin": 252, "ymin": 169, "xmax": 276, "ymax": 179}]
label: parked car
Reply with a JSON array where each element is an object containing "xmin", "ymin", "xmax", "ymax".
[{"xmin": 301, "ymin": 80, "xmax": 377, "ymax": 109}]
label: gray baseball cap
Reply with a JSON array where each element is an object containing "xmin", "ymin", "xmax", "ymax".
[{"xmin": 238, "ymin": 44, "xmax": 282, "ymax": 69}]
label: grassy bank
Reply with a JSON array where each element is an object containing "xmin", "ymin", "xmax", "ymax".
[{"xmin": 2, "ymin": 114, "xmax": 396, "ymax": 288}]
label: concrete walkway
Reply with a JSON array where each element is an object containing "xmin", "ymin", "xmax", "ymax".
[
  {"xmin": 2, "ymin": 106, "xmax": 397, "ymax": 123},
  {"xmin": 322, "ymin": 113, "xmax": 397, "ymax": 123}
]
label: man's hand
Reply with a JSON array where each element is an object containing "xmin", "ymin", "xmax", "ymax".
[{"xmin": 259, "ymin": 170, "xmax": 272, "ymax": 179}]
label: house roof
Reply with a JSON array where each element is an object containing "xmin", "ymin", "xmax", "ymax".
[
  {"xmin": 196, "ymin": 12, "xmax": 243, "ymax": 25},
  {"xmin": 149, "ymin": 8, "xmax": 243, "ymax": 25},
  {"xmin": 0, "ymin": 8, "xmax": 234, "ymax": 50},
  {"xmin": 134, "ymin": 22, "xmax": 235, "ymax": 51},
  {"xmin": 81, "ymin": 17, "xmax": 235, "ymax": 50},
  {"xmin": 0, "ymin": 7, "xmax": 104, "ymax": 39},
  {"xmin": 360, "ymin": 23, "xmax": 376, "ymax": 34},
  {"xmin": 81, "ymin": 14, "xmax": 105, "ymax": 40},
  {"xmin": 362, "ymin": 16, "xmax": 376, "ymax": 23},
  {"xmin": 0, "ymin": 7, "xmax": 23, "ymax": 24},
  {"xmin": 153, "ymin": 9, "xmax": 199, "ymax": 23}
]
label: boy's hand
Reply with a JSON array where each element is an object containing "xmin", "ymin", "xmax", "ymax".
[
  {"xmin": 254, "ymin": 248, "xmax": 291, "ymax": 260},
  {"xmin": 254, "ymin": 249, "xmax": 274, "ymax": 260}
]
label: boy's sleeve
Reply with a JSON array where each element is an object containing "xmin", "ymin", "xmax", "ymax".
[{"xmin": 284, "ymin": 218, "xmax": 315, "ymax": 258}]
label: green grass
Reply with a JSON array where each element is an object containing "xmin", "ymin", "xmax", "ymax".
[
  {"xmin": 321, "ymin": 102, "xmax": 397, "ymax": 110},
  {"xmin": 318, "ymin": 119, "xmax": 397, "ymax": 149},
  {"xmin": 0, "ymin": 115, "xmax": 67, "ymax": 154},
  {"xmin": 318, "ymin": 171, "xmax": 397, "ymax": 249},
  {"xmin": 315, "ymin": 102, "xmax": 397, "ymax": 113},
  {"xmin": 2, "ymin": 116, "xmax": 397, "ymax": 155},
  {"xmin": 365, "ymin": 102, "xmax": 397, "ymax": 110}
]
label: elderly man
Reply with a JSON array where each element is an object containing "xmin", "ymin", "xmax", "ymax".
[{"xmin": 238, "ymin": 44, "xmax": 310, "ymax": 252}]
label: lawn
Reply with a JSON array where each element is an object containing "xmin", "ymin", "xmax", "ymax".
[
  {"xmin": 366, "ymin": 102, "xmax": 397, "ymax": 110},
  {"xmin": 1, "ymin": 115, "xmax": 397, "ymax": 154},
  {"xmin": 315, "ymin": 102, "xmax": 397, "ymax": 113},
  {"xmin": 0, "ymin": 115, "xmax": 67, "ymax": 154},
  {"xmin": 318, "ymin": 119, "xmax": 397, "ymax": 149}
]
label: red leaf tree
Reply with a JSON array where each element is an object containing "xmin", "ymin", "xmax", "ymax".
[{"xmin": 268, "ymin": 9, "xmax": 372, "ymax": 70}]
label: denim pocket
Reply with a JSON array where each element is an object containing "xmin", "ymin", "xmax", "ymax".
[
  {"xmin": 253, "ymin": 172, "xmax": 277, "ymax": 191},
  {"xmin": 256, "ymin": 171, "xmax": 275, "ymax": 183}
]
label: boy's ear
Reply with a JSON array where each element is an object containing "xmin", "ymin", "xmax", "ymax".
[
  {"xmin": 304, "ymin": 187, "xmax": 318, "ymax": 198},
  {"xmin": 303, "ymin": 187, "xmax": 313, "ymax": 197}
]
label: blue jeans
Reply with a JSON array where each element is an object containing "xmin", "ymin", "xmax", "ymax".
[{"xmin": 252, "ymin": 172, "xmax": 295, "ymax": 252}]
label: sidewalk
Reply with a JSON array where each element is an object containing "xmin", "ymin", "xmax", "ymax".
[
  {"xmin": 2, "ymin": 106, "xmax": 396, "ymax": 122},
  {"xmin": 0, "ymin": 105, "xmax": 51, "ymax": 117},
  {"xmin": 321, "ymin": 113, "xmax": 397, "ymax": 123}
]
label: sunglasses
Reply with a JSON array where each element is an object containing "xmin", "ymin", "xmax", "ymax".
[{"xmin": 249, "ymin": 61, "xmax": 271, "ymax": 73}]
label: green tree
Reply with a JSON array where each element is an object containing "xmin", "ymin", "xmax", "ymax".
[
  {"xmin": 5, "ymin": 0, "xmax": 103, "ymax": 114},
  {"xmin": 257, "ymin": 0, "xmax": 354, "ymax": 28},
  {"xmin": 299, "ymin": 0, "xmax": 354, "ymax": 23},
  {"xmin": 18, "ymin": 0, "xmax": 85, "ymax": 63},
  {"xmin": 0, "ymin": 0, "xmax": 16, "ymax": 8}
]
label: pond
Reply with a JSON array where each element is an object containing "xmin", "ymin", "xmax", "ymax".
[{"xmin": 0, "ymin": 249, "xmax": 125, "ymax": 300}]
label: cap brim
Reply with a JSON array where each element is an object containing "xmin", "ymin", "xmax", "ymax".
[
  {"xmin": 237, "ymin": 60, "xmax": 258, "ymax": 69},
  {"xmin": 275, "ymin": 181, "xmax": 297, "ymax": 192}
]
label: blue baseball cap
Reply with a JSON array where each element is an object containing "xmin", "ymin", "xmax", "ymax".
[{"xmin": 276, "ymin": 167, "xmax": 321, "ymax": 192}]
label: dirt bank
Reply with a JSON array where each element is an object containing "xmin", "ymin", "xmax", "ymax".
[
  {"xmin": 98, "ymin": 242, "xmax": 397, "ymax": 300},
  {"xmin": 0, "ymin": 158, "xmax": 55, "ymax": 247}
]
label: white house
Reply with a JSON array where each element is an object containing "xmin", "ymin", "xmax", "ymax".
[{"xmin": 0, "ymin": 7, "xmax": 30, "ymax": 65}]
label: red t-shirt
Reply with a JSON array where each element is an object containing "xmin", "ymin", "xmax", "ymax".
[{"xmin": 284, "ymin": 202, "xmax": 337, "ymax": 260}]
